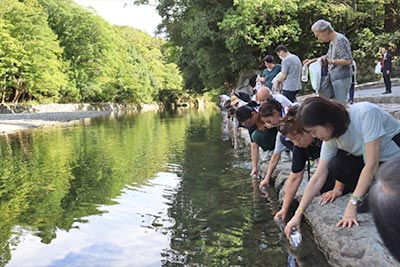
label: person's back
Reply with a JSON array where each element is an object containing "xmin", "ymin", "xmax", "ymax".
[
  {"xmin": 276, "ymin": 45, "xmax": 302, "ymax": 102},
  {"xmin": 281, "ymin": 54, "xmax": 302, "ymax": 92},
  {"xmin": 370, "ymin": 155, "xmax": 400, "ymax": 262},
  {"xmin": 327, "ymin": 33, "xmax": 352, "ymax": 81}
]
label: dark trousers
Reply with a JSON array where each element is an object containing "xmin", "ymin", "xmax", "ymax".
[
  {"xmin": 383, "ymin": 72, "xmax": 392, "ymax": 92},
  {"xmin": 348, "ymin": 83, "xmax": 355, "ymax": 103},
  {"xmin": 321, "ymin": 136, "xmax": 400, "ymax": 195},
  {"xmin": 282, "ymin": 90, "xmax": 299, "ymax": 103},
  {"xmin": 320, "ymin": 150, "xmax": 364, "ymax": 195}
]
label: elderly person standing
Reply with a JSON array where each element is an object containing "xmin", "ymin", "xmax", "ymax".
[{"xmin": 304, "ymin": 19, "xmax": 353, "ymax": 105}]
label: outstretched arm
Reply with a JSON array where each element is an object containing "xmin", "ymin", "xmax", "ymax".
[
  {"xmin": 284, "ymin": 159, "xmax": 330, "ymax": 237},
  {"xmin": 259, "ymin": 153, "xmax": 281, "ymax": 187},
  {"xmin": 250, "ymin": 142, "xmax": 259, "ymax": 176},
  {"xmin": 274, "ymin": 170, "xmax": 304, "ymax": 221},
  {"xmin": 337, "ymin": 138, "xmax": 380, "ymax": 227}
]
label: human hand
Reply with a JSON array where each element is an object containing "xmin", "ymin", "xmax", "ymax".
[
  {"xmin": 284, "ymin": 214, "xmax": 302, "ymax": 239},
  {"xmin": 274, "ymin": 208, "xmax": 287, "ymax": 221},
  {"xmin": 336, "ymin": 204, "xmax": 359, "ymax": 228},
  {"xmin": 259, "ymin": 177, "xmax": 270, "ymax": 189},
  {"xmin": 320, "ymin": 189, "xmax": 342, "ymax": 205},
  {"xmin": 250, "ymin": 167, "xmax": 258, "ymax": 178},
  {"xmin": 387, "ymin": 70, "xmax": 390, "ymax": 75}
]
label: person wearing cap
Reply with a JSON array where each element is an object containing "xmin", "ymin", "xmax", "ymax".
[{"xmin": 230, "ymin": 95, "xmax": 243, "ymax": 109}]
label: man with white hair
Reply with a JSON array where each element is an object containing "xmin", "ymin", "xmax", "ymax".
[{"xmin": 304, "ymin": 19, "xmax": 353, "ymax": 105}]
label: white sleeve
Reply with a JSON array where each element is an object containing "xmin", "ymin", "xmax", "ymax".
[{"xmin": 319, "ymin": 140, "xmax": 338, "ymax": 161}]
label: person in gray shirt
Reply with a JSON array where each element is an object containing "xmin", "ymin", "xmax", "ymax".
[
  {"xmin": 304, "ymin": 19, "xmax": 353, "ymax": 105},
  {"xmin": 275, "ymin": 45, "xmax": 302, "ymax": 102}
]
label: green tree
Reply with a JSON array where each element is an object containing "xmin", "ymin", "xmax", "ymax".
[
  {"xmin": 0, "ymin": 0, "xmax": 68, "ymax": 103},
  {"xmin": 38, "ymin": 0, "xmax": 122, "ymax": 102},
  {"xmin": 155, "ymin": 0, "xmax": 400, "ymax": 91}
]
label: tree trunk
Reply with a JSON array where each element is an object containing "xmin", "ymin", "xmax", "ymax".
[
  {"xmin": 384, "ymin": 0, "xmax": 399, "ymax": 32},
  {"xmin": 1, "ymin": 78, "xmax": 6, "ymax": 104}
]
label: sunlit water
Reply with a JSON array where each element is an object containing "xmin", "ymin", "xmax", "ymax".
[{"xmin": 0, "ymin": 109, "xmax": 330, "ymax": 267}]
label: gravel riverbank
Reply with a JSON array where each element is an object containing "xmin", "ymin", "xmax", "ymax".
[
  {"xmin": 0, "ymin": 103, "xmax": 160, "ymax": 135},
  {"xmin": 0, "ymin": 111, "xmax": 112, "ymax": 134}
]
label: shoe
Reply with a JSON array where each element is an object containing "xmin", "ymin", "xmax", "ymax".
[{"xmin": 382, "ymin": 91, "xmax": 392, "ymax": 94}]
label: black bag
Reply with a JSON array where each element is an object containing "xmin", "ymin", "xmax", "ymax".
[
  {"xmin": 319, "ymin": 58, "xmax": 334, "ymax": 99},
  {"xmin": 319, "ymin": 74, "xmax": 334, "ymax": 99}
]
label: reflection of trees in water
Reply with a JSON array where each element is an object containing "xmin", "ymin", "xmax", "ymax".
[
  {"xmin": 0, "ymin": 111, "xmax": 190, "ymax": 265},
  {"xmin": 162, "ymin": 114, "xmax": 290, "ymax": 266}
]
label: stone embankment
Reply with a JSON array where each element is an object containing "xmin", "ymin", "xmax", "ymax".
[{"xmin": 240, "ymin": 85, "xmax": 400, "ymax": 267}]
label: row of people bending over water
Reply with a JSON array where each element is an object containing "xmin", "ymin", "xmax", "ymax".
[{"xmin": 227, "ymin": 87, "xmax": 400, "ymax": 262}]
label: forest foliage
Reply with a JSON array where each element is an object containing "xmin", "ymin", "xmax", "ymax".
[
  {"xmin": 0, "ymin": 0, "xmax": 184, "ymax": 104},
  {"xmin": 1, "ymin": 0, "xmax": 400, "ymax": 103},
  {"xmin": 149, "ymin": 0, "xmax": 400, "ymax": 94}
]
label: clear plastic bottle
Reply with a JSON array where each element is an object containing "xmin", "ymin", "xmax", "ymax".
[
  {"xmin": 289, "ymin": 227, "xmax": 302, "ymax": 248},
  {"xmin": 301, "ymin": 65, "xmax": 309, "ymax": 82},
  {"xmin": 255, "ymin": 74, "xmax": 262, "ymax": 91}
]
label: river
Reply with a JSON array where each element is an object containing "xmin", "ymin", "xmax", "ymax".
[{"xmin": 0, "ymin": 108, "xmax": 329, "ymax": 267}]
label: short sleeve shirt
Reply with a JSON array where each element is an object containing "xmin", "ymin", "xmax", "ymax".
[
  {"xmin": 279, "ymin": 135, "xmax": 322, "ymax": 174},
  {"xmin": 263, "ymin": 64, "xmax": 281, "ymax": 89},
  {"xmin": 274, "ymin": 132, "xmax": 288, "ymax": 154},
  {"xmin": 291, "ymin": 140, "xmax": 322, "ymax": 173},
  {"xmin": 273, "ymin": 94, "xmax": 292, "ymax": 111},
  {"xmin": 320, "ymin": 102, "xmax": 400, "ymax": 162},
  {"xmin": 281, "ymin": 54, "xmax": 302, "ymax": 91},
  {"xmin": 327, "ymin": 33, "xmax": 353, "ymax": 81}
]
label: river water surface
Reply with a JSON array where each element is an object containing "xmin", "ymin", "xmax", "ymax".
[{"xmin": 0, "ymin": 108, "xmax": 330, "ymax": 267}]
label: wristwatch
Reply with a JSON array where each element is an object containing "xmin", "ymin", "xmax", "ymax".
[
  {"xmin": 331, "ymin": 59, "xmax": 335, "ymax": 65},
  {"xmin": 350, "ymin": 194, "xmax": 363, "ymax": 206}
]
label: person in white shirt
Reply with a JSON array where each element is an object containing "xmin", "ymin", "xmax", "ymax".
[{"xmin": 256, "ymin": 86, "xmax": 292, "ymax": 111}]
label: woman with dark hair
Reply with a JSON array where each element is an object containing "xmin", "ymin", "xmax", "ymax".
[
  {"xmin": 235, "ymin": 103, "xmax": 278, "ymax": 176},
  {"xmin": 257, "ymin": 99, "xmax": 290, "ymax": 186},
  {"xmin": 259, "ymin": 55, "xmax": 281, "ymax": 89},
  {"xmin": 369, "ymin": 155, "xmax": 400, "ymax": 262},
  {"xmin": 258, "ymin": 98, "xmax": 284, "ymax": 127},
  {"xmin": 260, "ymin": 106, "xmax": 349, "ymax": 221},
  {"xmin": 285, "ymin": 97, "xmax": 400, "ymax": 237}
]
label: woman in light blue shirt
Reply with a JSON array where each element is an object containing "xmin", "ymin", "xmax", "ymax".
[{"xmin": 284, "ymin": 97, "xmax": 400, "ymax": 237}]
